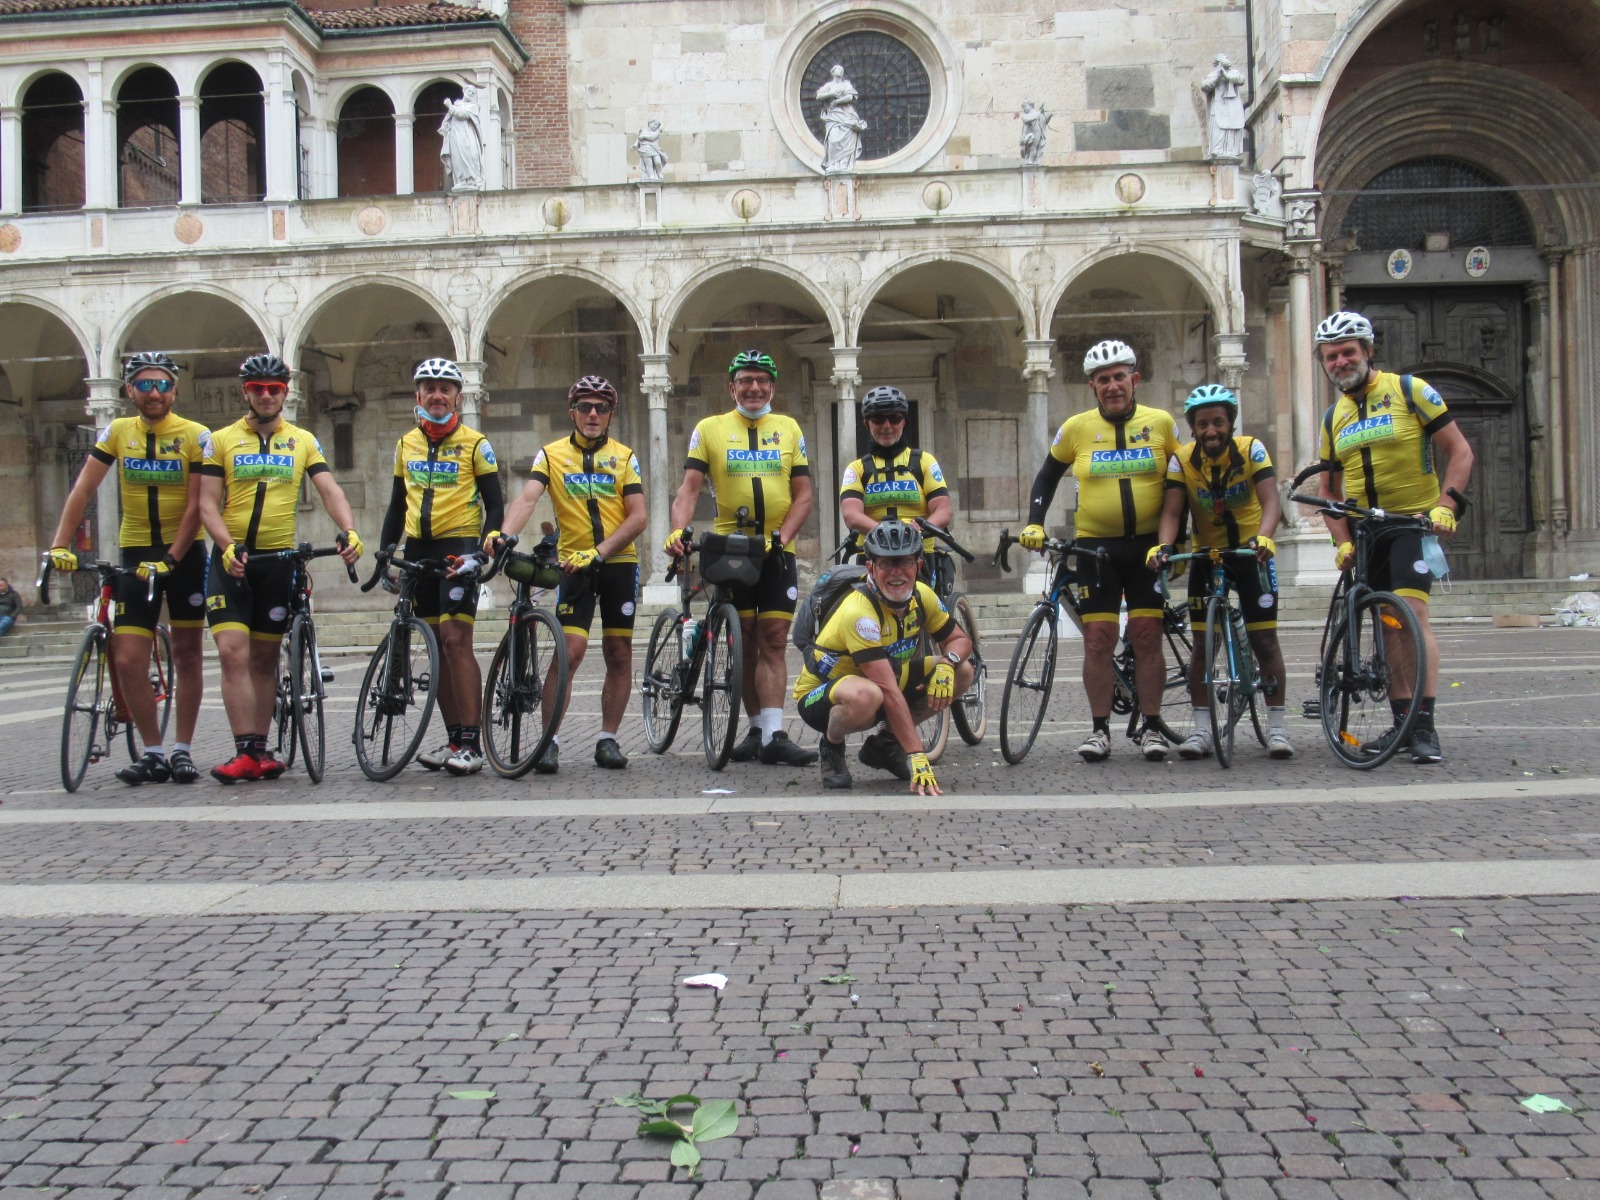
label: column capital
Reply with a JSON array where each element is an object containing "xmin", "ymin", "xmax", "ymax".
[
  {"xmin": 1022, "ymin": 338, "xmax": 1056, "ymax": 386},
  {"xmin": 829, "ymin": 345, "xmax": 860, "ymax": 389},
  {"xmin": 639, "ymin": 352, "xmax": 672, "ymax": 409},
  {"xmin": 85, "ymin": 379, "xmax": 121, "ymax": 423},
  {"xmin": 1540, "ymin": 245, "xmax": 1569, "ymax": 267},
  {"xmin": 394, "ymin": 112, "xmax": 415, "ymax": 129}
]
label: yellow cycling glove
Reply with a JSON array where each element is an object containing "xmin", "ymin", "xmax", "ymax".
[
  {"xmin": 564, "ymin": 548, "xmax": 601, "ymax": 571},
  {"xmin": 48, "ymin": 547, "xmax": 79, "ymax": 572},
  {"xmin": 343, "ymin": 528, "xmax": 365, "ymax": 559},
  {"xmin": 135, "ymin": 556, "xmax": 174, "ymax": 581},
  {"xmin": 1335, "ymin": 541, "xmax": 1355, "ymax": 571},
  {"xmin": 1019, "ymin": 524, "xmax": 1047, "ymax": 551},
  {"xmin": 1145, "ymin": 543, "xmax": 1172, "ymax": 571},
  {"xmin": 1251, "ymin": 535, "xmax": 1277, "ymax": 558},
  {"xmin": 928, "ymin": 661, "xmax": 955, "ymax": 701},
  {"xmin": 908, "ymin": 751, "xmax": 941, "ymax": 795},
  {"xmin": 1428, "ymin": 506, "xmax": 1457, "ymax": 534},
  {"xmin": 221, "ymin": 543, "xmax": 243, "ymax": 573},
  {"xmin": 664, "ymin": 528, "xmax": 687, "ymax": 554}
]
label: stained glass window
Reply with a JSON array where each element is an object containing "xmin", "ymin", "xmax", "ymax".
[
  {"xmin": 1339, "ymin": 158, "xmax": 1534, "ymax": 249},
  {"xmin": 800, "ymin": 32, "xmax": 930, "ymax": 162}
]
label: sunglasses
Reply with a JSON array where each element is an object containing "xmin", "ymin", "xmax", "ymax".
[
  {"xmin": 130, "ymin": 378, "xmax": 175, "ymax": 395},
  {"xmin": 866, "ymin": 413, "xmax": 905, "ymax": 425},
  {"xmin": 244, "ymin": 382, "xmax": 288, "ymax": 398},
  {"xmin": 571, "ymin": 401, "xmax": 614, "ymax": 415}
]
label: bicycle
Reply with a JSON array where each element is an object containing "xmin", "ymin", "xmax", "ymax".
[
  {"xmin": 639, "ymin": 522, "xmax": 755, "ymax": 770},
  {"xmin": 480, "ymin": 535, "xmax": 570, "ymax": 779},
  {"xmin": 243, "ymin": 541, "xmax": 358, "ymax": 784},
  {"xmin": 992, "ymin": 529, "xmax": 1192, "ymax": 764},
  {"xmin": 1159, "ymin": 546, "xmax": 1271, "ymax": 768},
  {"xmin": 1289, "ymin": 466, "xmax": 1432, "ymax": 769},
  {"xmin": 37, "ymin": 559, "xmax": 172, "ymax": 793}
]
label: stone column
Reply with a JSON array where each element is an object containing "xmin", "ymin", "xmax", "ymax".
[
  {"xmin": 83, "ymin": 64, "xmax": 112, "ymax": 211},
  {"xmin": 313, "ymin": 117, "xmax": 337, "ymax": 200},
  {"xmin": 0, "ymin": 106, "xmax": 20, "ymax": 215},
  {"xmin": 1211, "ymin": 332, "xmax": 1248, "ymax": 399},
  {"xmin": 1022, "ymin": 339, "xmax": 1056, "ymax": 594},
  {"xmin": 639, "ymin": 353, "xmax": 673, "ymax": 593},
  {"xmin": 262, "ymin": 54, "xmax": 297, "ymax": 203},
  {"xmin": 85, "ymin": 381, "xmax": 122, "ymax": 557},
  {"xmin": 1286, "ymin": 253, "xmax": 1316, "ymax": 478},
  {"xmin": 178, "ymin": 95, "xmax": 201, "ymax": 205},
  {"xmin": 1525, "ymin": 280, "xmax": 1551, "ymax": 540},
  {"xmin": 1543, "ymin": 249, "xmax": 1567, "ymax": 538},
  {"xmin": 828, "ymin": 347, "xmax": 861, "ymax": 553},
  {"xmin": 394, "ymin": 114, "xmax": 414, "ymax": 196},
  {"xmin": 457, "ymin": 358, "xmax": 485, "ymax": 426},
  {"xmin": 480, "ymin": 78, "xmax": 503, "ymax": 191},
  {"xmin": 1324, "ymin": 255, "xmax": 1345, "ymax": 314},
  {"xmin": 284, "ymin": 369, "xmax": 305, "ymax": 425}
]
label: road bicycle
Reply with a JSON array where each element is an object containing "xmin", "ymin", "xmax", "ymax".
[
  {"xmin": 639, "ymin": 521, "xmax": 757, "ymax": 770},
  {"xmin": 992, "ymin": 529, "xmax": 1191, "ymax": 764},
  {"xmin": 1289, "ymin": 466, "xmax": 1433, "ymax": 769},
  {"xmin": 38, "ymin": 559, "xmax": 173, "ymax": 793},
  {"xmin": 245, "ymin": 541, "xmax": 357, "ymax": 784},
  {"xmin": 481, "ymin": 535, "xmax": 570, "ymax": 779},
  {"xmin": 1160, "ymin": 546, "xmax": 1271, "ymax": 768}
]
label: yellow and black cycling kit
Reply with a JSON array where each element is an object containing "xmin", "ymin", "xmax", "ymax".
[
  {"xmin": 530, "ymin": 434, "xmax": 645, "ymax": 564},
  {"xmin": 199, "ymin": 417, "xmax": 329, "ymax": 549},
  {"xmin": 393, "ymin": 424, "xmax": 499, "ymax": 540},
  {"xmin": 685, "ymin": 410, "xmax": 810, "ymax": 545},
  {"xmin": 1047, "ymin": 404, "xmax": 1179, "ymax": 539},
  {"xmin": 793, "ymin": 580, "xmax": 954, "ymax": 699},
  {"xmin": 840, "ymin": 446, "xmax": 948, "ymax": 549},
  {"xmin": 1318, "ymin": 371, "xmax": 1452, "ymax": 515},
  {"xmin": 90, "ymin": 413, "xmax": 212, "ymax": 546},
  {"xmin": 1165, "ymin": 435, "xmax": 1275, "ymax": 549}
]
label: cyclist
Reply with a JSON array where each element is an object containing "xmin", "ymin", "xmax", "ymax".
[
  {"xmin": 665, "ymin": 349, "xmax": 817, "ymax": 768},
  {"xmin": 1150, "ymin": 384, "xmax": 1293, "ymax": 759},
  {"xmin": 1019, "ymin": 339, "xmax": 1181, "ymax": 762},
  {"xmin": 793, "ymin": 519, "xmax": 973, "ymax": 794},
  {"xmin": 378, "ymin": 357, "xmax": 505, "ymax": 776},
  {"xmin": 839, "ymin": 384, "xmax": 951, "ymax": 554},
  {"xmin": 490, "ymin": 375, "xmax": 646, "ymax": 773},
  {"xmin": 47, "ymin": 351, "xmax": 211, "ymax": 785},
  {"xmin": 1313, "ymin": 310, "xmax": 1474, "ymax": 764},
  {"xmin": 198, "ymin": 353, "xmax": 363, "ymax": 783}
]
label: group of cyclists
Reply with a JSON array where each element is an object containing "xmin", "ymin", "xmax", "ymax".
[{"xmin": 43, "ymin": 306, "xmax": 1471, "ymax": 792}]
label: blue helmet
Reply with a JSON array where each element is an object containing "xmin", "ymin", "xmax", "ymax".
[{"xmin": 1183, "ymin": 384, "xmax": 1237, "ymax": 417}]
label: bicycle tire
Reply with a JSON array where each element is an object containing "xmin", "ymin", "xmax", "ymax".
[
  {"xmin": 641, "ymin": 608, "xmax": 687, "ymax": 754},
  {"xmin": 483, "ymin": 607, "xmax": 568, "ymax": 779},
  {"xmin": 1319, "ymin": 590, "xmax": 1426, "ymax": 770},
  {"xmin": 702, "ymin": 602, "xmax": 742, "ymax": 770},
  {"xmin": 1204, "ymin": 595, "xmax": 1238, "ymax": 769},
  {"xmin": 999, "ymin": 604, "xmax": 1057, "ymax": 765},
  {"xmin": 353, "ymin": 616, "xmax": 439, "ymax": 782},
  {"xmin": 291, "ymin": 617, "xmax": 326, "ymax": 783},
  {"xmin": 123, "ymin": 625, "xmax": 175, "ymax": 763},
  {"xmin": 272, "ymin": 639, "xmax": 298, "ymax": 771},
  {"xmin": 918, "ymin": 704, "xmax": 950, "ymax": 763},
  {"xmin": 948, "ymin": 592, "xmax": 987, "ymax": 744},
  {"xmin": 61, "ymin": 627, "xmax": 106, "ymax": 793}
]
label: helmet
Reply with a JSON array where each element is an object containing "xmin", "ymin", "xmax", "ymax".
[
  {"xmin": 414, "ymin": 357, "xmax": 464, "ymax": 384},
  {"xmin": 568, "ymin": 375, "xmax": 618, "ymax": 406},
  {"xmin": 860, "ymin": 385, "xmax": 909, "ymax": 418},
  {"xmin": 1082, "ymin": 339, "xmax": 1137, "ymax": 376},
  {"xmin": 238, "ymin": 353, "xmax": 291, "ymax": 382},
  {"xmin": 727, "ymin": 350, "xmax": 778, "ymax": 380},
  {"xmin": 864, "ymin": 518, "xmax": 922, "ymax": 560},
  {"xmin": 1314, "ymin": 311, "xmax": 1374, "ymax": 345},
  {"xmin": 1183, "ymin": 384, "xmax": 1237, "ymax": 416},
  {"xmin": 122, "ymin": 351, "xmax": 179, "ymax": 381}
]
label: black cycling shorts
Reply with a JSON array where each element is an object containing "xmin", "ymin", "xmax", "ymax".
[
  {"xmin": 1075, "ymin": 535, "xmax": 1164, "ymax": 622},
  {"xmin": 1365, "ymin": 525, "xmax": 1434, "ymax": 603},
  {"xmin": 205, "ymin": 549, "xmax": 295, "ymax": 640},
  {"xmin": 115, "ymin": 543, "xmax": 207, "ymax": 636},
  {"xmin": 405, "ymin": 536, "xmax": 483, "ymax": 624},
  {"xmin": 557, "ymin": 561, "xmax": 639, "ymax": 637},
  {"xmin": 1186, "ymin": 553, "xmax": 1280, "ymax": 631},
  {"xmin": 797, "ymin": 657, "xmax": 935, "ymax": 733},
  {"xmin": 728, "ymin": 548, "xmax": 799, "ymax": 621}
]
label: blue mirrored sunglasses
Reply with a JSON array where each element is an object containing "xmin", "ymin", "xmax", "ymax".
[{"xmin": 131, "ymin": 378, "xmax": 175, "ymax": 394}]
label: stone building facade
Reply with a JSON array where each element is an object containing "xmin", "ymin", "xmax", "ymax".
[{"xmin": 1, "ymin": 0, "xmax": 1596, "ymax": 601}]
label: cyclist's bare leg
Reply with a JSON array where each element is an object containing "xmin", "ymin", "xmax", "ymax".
[
  {"xmin": 1246, "ymin": 628, "xmax": 1288, "ymax": 702},
  {"xmin": 738, "ymin": 614, "xmax": 760, "ymax": 720},
  {"xmin": 212, "ymin": 629, "xmax": 275, "ymax": 737},
  {"xmin": 599, "ymin": 634, "xmax": 632, "ymax": 733},
  {"xmin": 1187, "ymin": 638, "xmax": 1208, "ymax": 710},
  {"xmin": 542, "ymin": 632, "xmax": 587, "ymax": 720},
  {"xmin": 111, "ymin": 630, "xmax": 164, "ymax": 748},
  {"xmin": 1126, "ymin": 615, "xmax": 1165, "ymax": 719},
  {"xmin": 248, "ymin": 638, "xmax": 279, "ymax": 734},
  {"xmin": 1081, "ymin": 619, "xmax": 1119, "ymax": 718},
  {"xmin": 1380, "ymin": 596, "xmax": 1436, "ymax": 701},
  {"xmin": 435, "ymin": 619, "xmax": 481, "ymax": 727},
  {"xmin": 753, "ymin": 616, "xmax": 791, "ymax": 711},
  {"xmin": 170, "ymin": 625, "xmax": 204, "ymax": 744}
]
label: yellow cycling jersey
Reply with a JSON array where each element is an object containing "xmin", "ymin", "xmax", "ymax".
[
  {"xmin": 90, "ymin": 412, "xmax": 212, "ymax": 548},
  {"xmin": 840, "ymin": 446, "xmax": 949, "ymax": 548},
  {"xmin": 529, "ymin": 434, "xmax": 645, "ymax": 565},
  {"xmin": 200, "ymin": 417, "xmax": 329, "ymax": 550},
  {"xmin": 1165, "ymin": 436, "xmax": 1275, "ymax": 549},
  {"xmin": 685, "ymin": 409, "xmax": 810, "ymax": 544},
  {"xmin": 392, "ymin": 424, "xmax": 499, "ymax": 540},
  {"xmin": 1048, "ymin": 404, "xmax": 1180, "ymax": 539},
  {"xmin": 792, "ymin": 580, "xmax": 953, "ymax": 699},
  {"xmin": 1318, "ymin": 371, "xmax": 1452, "ymax": 515}
]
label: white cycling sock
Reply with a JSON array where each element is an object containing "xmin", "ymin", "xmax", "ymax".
[
  {"xmin": 759, "ymin": 707, "xmax": 784, "ymax": 744},
  {"xmin": 143, "ymin": 745, "xmax": 166, "ymax": 759},
  {"xmin": 1191, "ymin": 708, "xmax": 1212, "ymax": 737},
  {"xmin": 1267, "ymin": 706, "xmax": 1287, "ymax": 731}
]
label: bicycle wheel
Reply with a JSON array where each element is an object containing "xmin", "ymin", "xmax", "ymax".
[
  {"xmin": 999, "ymin": 605, "xmax": 1058, "ymax": 765},
  {"xmin": 483, "ymin": 608, "xmax": 568, "ymax": 779},
  {"xmin": 61, "ymin": 628, "xmax": 107, "ymax": 793},
  {"xmin": 1204, "ymin": 595, "xmax": 1241, "ymax": 769},
  {"xmin": 123, "ymin": 625, "xmax": 175, "ymax": 762},
  {"xmin": 918, "ymin": 704, "xmax": 950, "ymax": 763},
  {"xmin": 1318, "ymin": 590, "xmax": 1426, "ymax": 770},
  {"xmin": 272, "ymin": 639, "xmax": 298, "ymax": 771},
  {"xmin": 641, "ymin": 608, "xmax": 688, "ymax": 754},
  {"xmin": 948, "ymin": 593, "xmax": 987, "ymax": 744},
  {"xmin": 353, "ymin": 616, "xmax": 439, "ymax": 782},
  {"xmin": 290, "ymin": 617, "xmax": 326, "ymax": 783},
  {"xmin": 701, "ymin": 602, "xmax": 742, "ymax": 770}
]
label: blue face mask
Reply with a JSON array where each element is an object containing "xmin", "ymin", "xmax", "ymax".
[
  {"xmin": 415, "ymin": 404, "xmax": 454, "ymax": 425},
  {"xmin": 738, "ymin": 401, "xmax": 772, "ymax": 419}
]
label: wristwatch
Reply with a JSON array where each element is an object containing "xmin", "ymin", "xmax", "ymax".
[{"xmin": 944, "ymin": 650, "xmax": 963, "ymax": 665}]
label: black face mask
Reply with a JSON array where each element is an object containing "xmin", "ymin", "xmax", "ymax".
[{"xmin": 866, "ymin": 424, "xmax": 908, "ymax": 459}]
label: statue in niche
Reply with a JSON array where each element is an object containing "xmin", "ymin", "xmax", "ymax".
[
  {"xmin": 1199, "ymin": 53, "xmax": 1246, "ymax": 161},
  {"xmin": 1019, "ymin": 100, "xmax": 1051, "ymax": 164},
  {"xmin": 1453, "ymin": 13, "xmax": 1471, "ymax": 57},
  {"xmin": 634, "ymin": 118, "xmax": 667, "ymax": 182},
  {"xmin": 1250, "ymin": 171, "xmax": 1283, "ymax": 220},
  {"xmin": 439, "ymin": 84, "xmax": 484, "ymax": 191},
  {"xmin": 816, "ymin": 65, "xmax": 866, "ymax": 175},
  {"xmin": 1422, "ymin": 18, "xmax": 1439, "ymax": 54},
  {"xmin": 1287, "ymin": 196, "xmax": 1318, "ymax": 240}
]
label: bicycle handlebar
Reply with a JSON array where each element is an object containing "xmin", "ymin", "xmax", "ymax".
[
  {"xmin": 665, "ymin": 526, "xmax": 694, "ymax": 583},
  {"xmin": 913, "ymin": 518, "xmax": 975, "ymax": 562},
  {"xmin": 360, "ymin": 545, "xmax": 453, "ymax": 593},
  {"xmin": 1288, "ymin": 491, "xmax": 1433, "ymax": 528},
  {"xmin": 993, "ymin": 527, "xmax": 1105, "ymax": 574},
  {"xmin": 243, "ymin": 539, "xmax": 360, "ymax": 584},
  {"xmin": 36, "ymin": 556, "xmax": 157, "ymax": 606}
]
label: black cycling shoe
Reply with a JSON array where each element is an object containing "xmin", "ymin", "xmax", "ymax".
[
  {"xmin": 116, "ymin": 752, "xmax": 172, "ymax": 787},
  {"xmin": 727, "ymin": 728, "xmax": 763, "ymax": 763},
  {"xmin": 533, "ymin": 741, "xmax": 559, "ymax": 775},
  {"xmin": 168, "ymin": 749, "xmax": 199, "ymax": 785},
  {"xmin": 758, "ymin": 732, "xmax": 819, "ymax": 767},
  {"xmin": 1360, "ymin": 726, "xmax": 1409, "ymax": 758},
  {"xmin": 818, "ymin": 738, "xmax": 852, "ymax": 790},
  {"xmin": 594, "ymin": 738, "xmax": 628, "ymax": 770},
  {"xmin": 1409, "ymin": 725, "xmax": 1443, "ymax": 764},
  {"xmin": 857, "ymin": 731, "xmax": 911, "ymax": 781}
]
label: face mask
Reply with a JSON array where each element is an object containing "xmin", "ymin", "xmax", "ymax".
[
  {"xmin": 415, "ymin": 404, "xmax": 454, "ymax": 425},
  {"xmin": 738, "ymin": 402, "xmax": 772, "ymax": 419}
]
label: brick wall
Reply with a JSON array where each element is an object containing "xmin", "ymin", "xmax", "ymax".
[{"xmin": 505, "ymin": 0, "xmax": 571, "ymax": 185}]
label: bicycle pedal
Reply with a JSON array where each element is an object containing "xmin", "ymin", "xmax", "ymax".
[{"xmin": 320, "ymin": 668, "xmax": 335, "ymax": 683}]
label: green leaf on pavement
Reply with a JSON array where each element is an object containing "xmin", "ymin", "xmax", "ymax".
[
  {"xmin": 638, "ymin": 1118, "xmax": 693, "ymax": 1138},
  {"xmin": 1451, "ymin": 927, "xmax": 1467, "ymax": 939},
  {"xmin": 820, "ymin": 972, "xmax": 855, "ymax": 985},
  {"xmin": 1520, "ymin": 1094, "xmax": 1573, "ymax": 1114},
  {"xmin": 447, "ymin": 1090, "xmax": 496, "ymax": 1101},
  {"xmin": 670, "ymin": 1139, "xmax": 702, "ymax": 1174},
  {"xmin": 692, "ymin": 1098, "xmax": 739, "ymax": 1142}
]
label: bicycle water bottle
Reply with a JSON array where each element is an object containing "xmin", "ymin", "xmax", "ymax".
[
  {"xmin": 1229, "ymin": 606, "xmax": 1248, "ymax": 650},
  {"xmin": 681, "ymin": 617, "xmax": 699, "ymax": 657}
]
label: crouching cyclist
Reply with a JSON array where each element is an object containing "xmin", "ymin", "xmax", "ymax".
[{"xmin": 793, "ymin": 519, "xmax": 974, "ymax": 794}]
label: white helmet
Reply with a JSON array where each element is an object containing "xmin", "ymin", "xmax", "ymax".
[
  {"xmin": 414, "ymin": 357, "xmax": 464, "ymax": 384},
  {"xmin": 1314, "ymin": 311, "xmax": 1374, "ymax": 345},
  {"xmin": 1083, "ymin": 339, "xmax": 1137, "ymax": 375}
]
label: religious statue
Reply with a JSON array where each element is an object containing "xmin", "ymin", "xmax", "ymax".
[
  {"xmin": 1199, "ymin": 53, "xmax": 1246, "ymax": 161},
  {"xmin": 816, "ymin": 65, "xmax": 866, "ymax": 175},
  {"xmin": 1019, "ymin": 100, "xmax": 1051, "ymax": 165},
  {"xmin": 1287, "ymin": 196, "xmax": 1318, "ymax": 241},
  {"xmin": 1250, "ymin": 171, "xmax": 1283, "ymax": 220},
  {"xmin": 439, "ymin": 85, "xmax": 484, "ymax": 191},
  {"xmin": 634, "ymin": 118, "xmax": 667, "ymax": 182}
]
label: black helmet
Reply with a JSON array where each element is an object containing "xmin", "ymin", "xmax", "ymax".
[
  {"xmin": 864, "ymin": 518, "xmax": 921, "ymax": 560},
  {"xmin": 239, "ymin": 353, "xmax": 291, "ymax": 382},
  {"xmin": 122, "ymin": 351, "xmax": 179, "ymax": 381},
  {"xmin": 860, "ymin": 385, "xmax": 909, "ymax": 419}
]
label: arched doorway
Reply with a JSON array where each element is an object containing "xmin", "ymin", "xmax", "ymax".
[
  {"xmin": 21, "ymin": 73, "xmax": 85, "ymax": 212},
  {"xmin": 117, "ymin": 66, "xmax": 180, "ymax": 207},
  {"xmin": 199, "ymin": 62, "xmax": 265, "ymax": 204},
  {"xmin": 336, "ymin": 86, "xmax": 395, "ymax": 197},
  {"xmin": 411, "ymin": 81, "xmax": 456, "ymax": 194}
]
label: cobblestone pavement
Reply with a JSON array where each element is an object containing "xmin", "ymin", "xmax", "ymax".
[{"xmin": 0, "ymin": 625, "xmax": 1597, "ymax": 1198}]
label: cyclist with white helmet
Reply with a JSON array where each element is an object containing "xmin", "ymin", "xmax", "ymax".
[
  {"xmin": 839, "ymin": 384, "xmax": 951, "ymax": 553},
  {"xmin": 1020, "ymin": 338, "xmax": 1181, "ymax": 762},
  {"xmin": 198, "ymin": 353, "xmax": 363, "ymax": 783},
  {"xmin": 1149, "ymin": 384, "xmax": 1293, "ymax": 759},
  {"xmin": 1311, "ymin": 310, "xmax": 1474, "ymax": 764},
  {"xmin": 377, "ymin": 357, "xmax": 504, "ymax": 776}
]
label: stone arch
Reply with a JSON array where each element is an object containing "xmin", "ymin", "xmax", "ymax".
[
  {"xmin": 107, "ymin": 283, "xmax": 272, "ymax": 378},
  {"xmin": 660, "ymin": 259, "xmax": 843, "ymax": 357},
  {"xmin": 197, "ymin": 59, "xmax": 265, "ymax": 204},
  {"xmin": 1044, "ymin": 242, "xmax": 1231, "ymax": 339},
  {"xmin": 852, "ymin": 249, "xmax": 1029, "ymax": 345},
  {"xmin": 284, "ymin": 275, "xmax": 460, "ymax": 363},
  {"xmin": 115, "ymin": 64, "xmax": 181, "ymax": 208},
  {"xmin": 474, "ymin": 265, "xmax": 648, "ymax": 364},
  {"xmin": 19, "ymin": 71, "xmax": 85, "ymax": 212},
  {"xmin": 0, "ymin": 295, "xmax": 94, "ymax": 398},
  {"xmin": 8, "ymin": 63, "xmax": 88, "ymax": 108}
]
